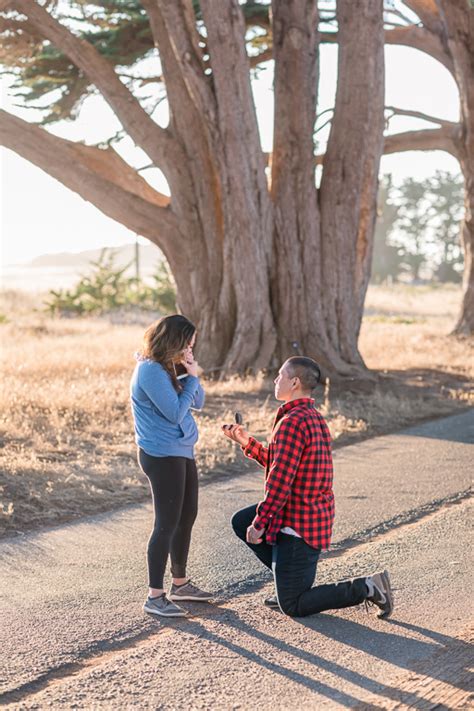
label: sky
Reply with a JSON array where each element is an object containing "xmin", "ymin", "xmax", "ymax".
[{"xmin": 0, "ymin": 39, "xmax": 461, "ymax": 269}]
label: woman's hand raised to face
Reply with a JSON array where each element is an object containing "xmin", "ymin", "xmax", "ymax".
[
  {"xmin": 181, "ymin": 347, "xmax": 200, "ymax": 378},
  {"xmin": 221, "ymin": 424, "xmax": 250, "ymax": 448},
  {"xmin": 182, "ymin": 355, "xmax": 199, "ymax": 378}
]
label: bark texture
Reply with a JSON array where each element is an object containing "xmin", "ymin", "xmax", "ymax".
[
  {"xmin": 270, "ymin": 0, "xmax": 330, "ymax": 368},
  {"xmin": 319, "ymin": 0, "xmax": 385, "ymax": 371},
  {"xmin": 270, "ymin": 0, "xmax": 385, "ymax": 376},
  {"xmin": 139, "ymin": 0, "xmax": 276, "ymax": 371}
]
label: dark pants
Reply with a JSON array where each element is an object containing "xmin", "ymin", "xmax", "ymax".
[
  {"xmin": 139, "ymin": 450, "xmax": 198, "ymax": 588},
  {"xmin": 231, "ymin": 504, "xmax": 368, "ymax": 617}
]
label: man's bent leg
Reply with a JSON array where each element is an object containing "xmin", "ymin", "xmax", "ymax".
[
  {"xmin": 273, "ymin": 535, "xmax": 368, "ymax": 617},
  {"xmin": 231, "ymin": 504, "xmax": 273, "ymax": 570},
  {"xmin": 297, "ymin": 577, "xmax": 368, "ymax": 616},
  {"xmin": 272, "ymin": 534, "xmax": 320, "ymax": 616}
]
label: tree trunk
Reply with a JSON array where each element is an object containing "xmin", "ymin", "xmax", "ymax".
[
  {"xmin": 438, "ymin": 0, "xmax": 474, "ymax": 335},
  {"xmin": 199, "ymin": 0, "xmax": 276, "ymax": 371},
  {"xmin": 270, "ymin": 0, "xmax": 333, "ymax": 370},
  {"xmin": 142, "ymin": 0, "xmax": 276, "ymax": 372},
  {"xmin": 318, "ymin": 0, "xmax": 385, "ymax": 373},
  {"xmin": 270, "ymin": 0, "xmax": 384, "ymax": 378}
]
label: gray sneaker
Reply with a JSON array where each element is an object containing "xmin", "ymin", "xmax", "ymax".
[
  {"xmin": 143, "ymin": 593, "xmax": 187, "ymax": 617},
  {"xmin": 169, "ymin": 580, "xmax": 213, "ymax": 602},
  {"xmin": 365, "ymin": 570, "xmax": 394, "ymax": 619}
]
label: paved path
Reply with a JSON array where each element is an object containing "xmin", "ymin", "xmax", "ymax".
[{"xmin": 1, "ymin": 409, "xmax": 473, "ymax": 709}]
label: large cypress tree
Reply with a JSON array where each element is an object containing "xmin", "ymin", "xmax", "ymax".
[{"xmin": 0, "ymin": 1, "xmax": 471, "ymax": 374}]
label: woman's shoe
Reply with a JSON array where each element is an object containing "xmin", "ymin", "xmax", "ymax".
[
  {"xmin": 144, "ymin": 593, "xmax": 187, "ymax": 617},
  {"xmin": 169, "ymin": 580, "xmax": 213, "ymax": 602}
]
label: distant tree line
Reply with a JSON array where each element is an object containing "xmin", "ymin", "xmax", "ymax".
[{"xmin": 372, "ymin": 171, "xmax": 464, "ymax": 285}]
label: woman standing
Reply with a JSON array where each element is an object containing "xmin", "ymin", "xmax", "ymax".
[{"xmin": 130, "ymin": 314, "xmax": 212, "ymax": 617}]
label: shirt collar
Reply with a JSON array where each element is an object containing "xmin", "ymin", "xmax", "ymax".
[{"xmin": 277, "ymin": 397, "xmax": 315, "ymax": 416}]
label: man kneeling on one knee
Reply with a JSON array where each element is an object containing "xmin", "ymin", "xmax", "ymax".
[{"xmin": 222, "ymin": 356, "xmax": 394, "ymax": 619}]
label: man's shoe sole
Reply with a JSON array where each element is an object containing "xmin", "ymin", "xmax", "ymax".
[
  {"xmin": 143, "ymin": 604, "xmax": 187, "ymax": 617},
  {"xmin": 264, "ymin": 597, "xmax": 280, "ymax": 609},
  {"xmin": 169, "ymin": 594, "xmax": 212, "ymax": 602}
]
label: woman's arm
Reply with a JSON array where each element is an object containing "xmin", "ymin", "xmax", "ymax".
[
  {"xmin": 139, "ymin": 362, "xmax": 200, "ymax": 424},
  {"xmin": 191, "ymin": 382, "xmax": 205, "ymax": 411}
]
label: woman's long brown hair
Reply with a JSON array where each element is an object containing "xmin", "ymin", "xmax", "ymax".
[{"xmin": 141, "ymin": 314, "xmax": 196, "ymax": 391}]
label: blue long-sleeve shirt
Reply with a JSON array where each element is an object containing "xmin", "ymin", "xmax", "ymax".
[{"xmin": 130, "ymin": 359, "xmax": 205, "ymax": 459}]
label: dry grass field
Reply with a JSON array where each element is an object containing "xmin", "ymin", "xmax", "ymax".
[{"xmin": 0, "ymin": 283, "xmax": 472, "ymax": 537}]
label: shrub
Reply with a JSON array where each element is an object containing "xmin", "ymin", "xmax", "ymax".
[{"xmin": 44, "ymin": 249, "xmax": 177, "ymax": 316}]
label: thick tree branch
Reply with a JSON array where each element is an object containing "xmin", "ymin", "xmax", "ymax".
[
  {"xmin": 249, "ymin": 47, "xmax": 273, "ymax": 67},
  {"xmin": 320, "ymin": 25, "xmax": 453, "ymax": 73},
  {"xmin": 140, "ymin": 0, "xmax": 225, "ymax": 256},
  {"xmin": 7, "ymin": 0, "xmax": 176, "ymax": 173},
  {"xmin": 0, "ymin": 109, "xmax": 179, "ymax": 248},
  {"xmin": 142, "ymin": 0, "xmax": 217, "ymax": 128},
  {"xmin": 385, "ymin": 105, "xmax": 458, "ymax": 127},
  {"xmin": 383, "ymin": 24, "xmax": 453, "ymax": 73},
  {"xmin": 382, "ymin": 125, "xmax": 462, "ymax": 158},
  {"xmin": 311, "ymin": 126, "xmax": 462, "ymax": 165},
  {"xmin": 200, "ymin": 0, "xmax": 265, "ymax": 151}
]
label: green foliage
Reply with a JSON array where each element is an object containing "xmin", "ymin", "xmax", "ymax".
[
  {"xmin": 2, "ymin": 1, "xmax": 153, "ymax": 123},
  {"xmin": 44, "ymin": 248, "xmax": 177, "ymax": 316},
  {"xmin": 372, "ymin": 171, "xmax": 464, "ymax": 283},
  {"xmin": 1, "ymin": 0, "xmax": 271, "ymax": 125}
]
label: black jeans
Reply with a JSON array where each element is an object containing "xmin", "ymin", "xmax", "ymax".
[
  {"xmin": 139, "ymin": 450, "xmax": 198, "ymax": 589},
  {"xmin": 231, "ymin": 504, "xmax": 368, "ymax": 617}
]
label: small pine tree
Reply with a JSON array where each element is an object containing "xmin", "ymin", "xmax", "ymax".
[{"xmin": 45, "ymin": 249, "xmax": 177, "ymax": 316}]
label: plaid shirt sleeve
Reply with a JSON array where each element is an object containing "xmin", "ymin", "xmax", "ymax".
[
  {"xmin": 243, "ymin": 436, "xmax": 268, "ymax": 468},
  {"xmin": 252, "ymin": 418, "xmax": 306, "ymax": 531}
]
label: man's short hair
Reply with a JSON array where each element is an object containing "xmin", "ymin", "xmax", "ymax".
[{"xmin": 285, "ymin": 356, "xmax": 321, "ymax": 393}]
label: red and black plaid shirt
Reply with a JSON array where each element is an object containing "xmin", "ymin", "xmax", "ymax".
[{"xmin": 243, "ymin": 398, "xmax": 335, "ymax": 549}]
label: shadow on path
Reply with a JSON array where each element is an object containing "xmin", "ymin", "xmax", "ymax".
[{"xmin": 173, "ymin": 601, "xmax": 473, "ymax": 709}]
